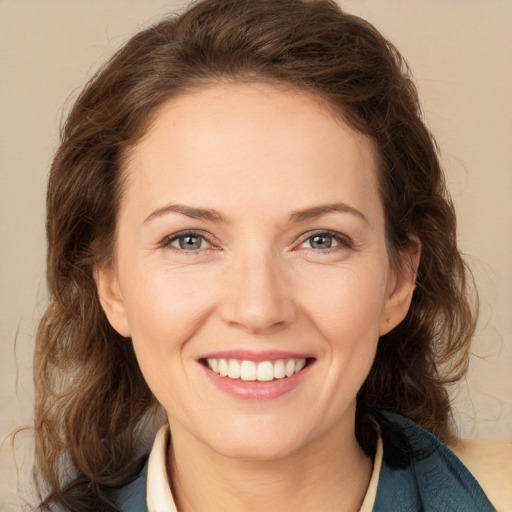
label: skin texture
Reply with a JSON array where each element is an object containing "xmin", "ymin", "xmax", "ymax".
[{"xmin": 96, "ymin": 83, "xmax": 419, "ymax": 512}]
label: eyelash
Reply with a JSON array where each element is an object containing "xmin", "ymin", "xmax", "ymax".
[{"xmin": 159, "ymin": 230, "xmax": 353, "ymax": 254}]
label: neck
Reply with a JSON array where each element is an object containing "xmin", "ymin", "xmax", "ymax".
[{"xmin": 167, "ymin": 411, "xmax": 372, "ymax": 512}]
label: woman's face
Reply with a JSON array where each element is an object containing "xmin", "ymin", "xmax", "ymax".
[{"xmin": 97, "ymin": 83, "xmax": 415, "ymax": 460}]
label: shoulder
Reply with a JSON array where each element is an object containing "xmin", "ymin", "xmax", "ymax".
[
  {"xmin": 450, "ymin": 437, "xmax": 512, "ymax": 512},
  {"xmin": 115, "ymin": 458, "xmax": 149, "ymax": 512},
  {"xmin": 374, "ymin": 411, "xmax": 500, "ymax": 511}
]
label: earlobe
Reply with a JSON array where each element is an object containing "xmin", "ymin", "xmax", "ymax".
[
  {"xmin": 379, "ymin": 239, "xmax": 421, "ymax": 336},
  {"xmin": 94, "ymin": 264, "xmax": 131, "ymax": 337}
]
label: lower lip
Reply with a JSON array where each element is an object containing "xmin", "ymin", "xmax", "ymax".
[{"xmin": 201, "ymin": 362, "xmax": 312, "ymax": 401}]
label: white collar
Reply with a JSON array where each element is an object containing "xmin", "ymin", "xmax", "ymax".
[
  {"xmin": 146, "ymin": 424, "xmax": 382, "ymax": 512},
  {"xmin": 146, "ymin": 425, "xmax": 177, "ymax": 512}
]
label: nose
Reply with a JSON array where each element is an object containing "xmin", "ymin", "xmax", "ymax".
[{"xmin": 218, "ymin": 252, "xmax": 296, "ymax": 335}]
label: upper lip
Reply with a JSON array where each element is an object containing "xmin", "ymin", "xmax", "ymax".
[{"xmin": 199, "ymin": 350, "xmax": 314, "ymax": 362}]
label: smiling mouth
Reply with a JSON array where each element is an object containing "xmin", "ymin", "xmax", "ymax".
[{"xmin": 201, "ymin": 357, "xmax": 314, "ymax": 382}]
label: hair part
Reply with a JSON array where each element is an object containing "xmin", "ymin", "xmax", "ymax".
[{"xmin": 34, "ymin": 0, "xmax": 477, "ymax": 509}]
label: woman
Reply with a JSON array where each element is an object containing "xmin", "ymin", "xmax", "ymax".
[{"xmin": 33, "ymin": 0, "xmax": 510, "ymax": 510}]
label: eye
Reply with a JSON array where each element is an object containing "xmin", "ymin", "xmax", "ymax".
[
  {"xmin": 298, "ymin": 231, "xmax": 352, "ymax": 251},
  {"xmin": 165, "ymin": 232, "xmax": 212, "ymax": 251},
  {"xmin": 303, "ymin": 234, "xmax": 339, "ymax": 250}
]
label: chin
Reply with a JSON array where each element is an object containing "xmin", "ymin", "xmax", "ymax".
[{"xmin": 200, "ymin": 415, "xmax": 315, "ymax": 461}]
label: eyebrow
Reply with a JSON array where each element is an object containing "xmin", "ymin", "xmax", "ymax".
[
  {"xmin": 144, "ymin": 203, "xmax": 225, "ymax": 223},
  {"xmin": 289, "ymin": 202, "xmax": 369, "ymax": 224},
  {"xmin": 144, "ymin": 201, "xmax": 368, "ymax": 225}
]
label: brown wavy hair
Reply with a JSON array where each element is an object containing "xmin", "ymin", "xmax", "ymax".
[{"xmin": 34, "ymin": 0, "xmax": 477, "ymax": 509}]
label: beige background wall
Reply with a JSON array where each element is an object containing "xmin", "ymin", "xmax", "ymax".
[{"xmin": 1, "ymin": 0, "xmax": 511, "ymax": 508}]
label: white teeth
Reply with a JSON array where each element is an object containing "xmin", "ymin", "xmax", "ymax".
[
  {"xmin": 219, "ymin": 359, "xmax": 228, "ymax": 377},
  {"xmin": 257, "ymin": 361, "xmax": 274, "ymax": 381},
  {"xmin": 285, "ymin": 359, "xmax": 295, "ymax": 377},
  {"xmin": 274, "ymin": 359, "xmax": 286, "ymax": 379},
  {"xmin": 295, "ymin": 359, "xmax": 306, "ymax": 372},
  {"xmin": 206, "ymin": 357, "xmax": 308, "ymax": 381},
  {"xmin": 228, "ymin": 359, "xmax": 241, "ymax": 379},
  {"xmin": 240, "ymin": 360, "xmax": 257, "ymax": 381},
  {"xmin": 210, "ymin": 358, "xmax": 219, "ymax": 373}
]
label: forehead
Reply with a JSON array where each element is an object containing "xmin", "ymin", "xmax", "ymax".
[{"xmin": 121, "ymin": 82, "xmax": 380, "ymax": 223}]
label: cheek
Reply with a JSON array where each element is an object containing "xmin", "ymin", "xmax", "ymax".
[
  {"xmin": 119, "ymin": 266, "xmax": 220, "ymax": 412},
  {"xmin": 119, "ymin": 261, "xmax": 221, "ymax": 360},
  {"xmin": 298, "ymin": 263, "xmax": 388, "ymax": 407},
  {"xmin": 298, "ymin": 262, "xmax": 389, "ymax": 344},
  {"xmin": 127, "ymin": 275, "xmax": 195, "ymax": 336}
]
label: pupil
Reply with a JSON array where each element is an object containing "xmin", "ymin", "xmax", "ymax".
[{"xmin": 311, "ymin": 235, "xmax": 332, "ymax": 249}]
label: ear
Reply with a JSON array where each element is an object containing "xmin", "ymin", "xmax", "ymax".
[
  {"xmin": 379, "ymin": 238, "xmax": 421, "ymax": 336},
  {"xmin": 94, "ymin": 264, "xmax": 131, "ymax": 337}
]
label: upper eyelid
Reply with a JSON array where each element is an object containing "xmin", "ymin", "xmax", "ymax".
[
  {"xmin": 167, "ymin": 229, "xmax": 209, "ymax": 239},
  {"xmin": 297, "ymin": 230, "xmax": 352, "ymax": 244}
]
